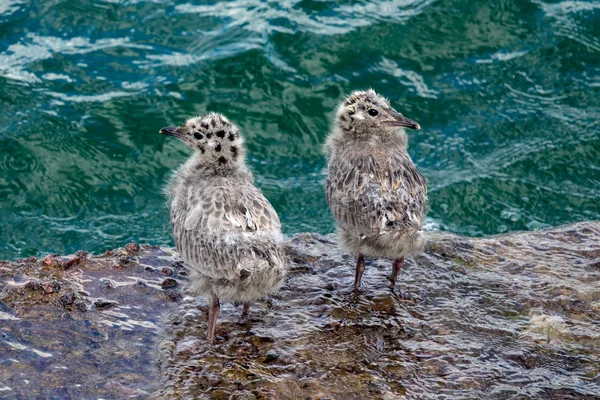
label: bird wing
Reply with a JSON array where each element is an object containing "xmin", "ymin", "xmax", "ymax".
[
  {"xmin": 326, "ymin": 150, "xmax": 427, "ymax": 237},
  {"xmin": 171, "ymin": 179, "xmax": 281, "ymax": 282},
  {"xmin": 182, "ymin": 181, "xmax": 281, "ymax": 233}
]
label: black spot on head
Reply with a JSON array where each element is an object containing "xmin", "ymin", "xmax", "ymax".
[
  {"xmin": 215, "ymin": 144, "xmax": 221, "ymax": 152},
  {"xmin": 197, "ymin": 145, "xmax": 205, "ymax": 154},
  {"xmin": 239, "ymin": 269, "xmax": 250, "ymax": 280},
  {"xmin": 230, "ymin": 146, "xmax": 238, "ymax": 158},
  {"xmin": 206, "ymin": 132, "xmax": 212, "ymax": 139},
  {"xmin": 345, "ymin": 98, "xmax": 356, "ymax": 106},
  {"xmin": 340, "ymin": 115, "xmax": 348, "ymax": 122},
  {"xmin": 218, "ymin": 156, "xmax": 227, "ymax": 165},
  {"xmin": 216, "ymin": 130, "xmax": 225, "ymax": 139},
  {"xmin": 210, "ymin": 118, "xmax": 217, "ymax": 127},
  {"xmin": 201, "ymin": 123, "xmax": 209, "ymax": 130},
  {"xmin": 348, "ymin": 109, "xmax": 355, "ymax": 115},
  {"xmin": 228, "ymin": 132, "xmax": 235, "ymax": 141}
]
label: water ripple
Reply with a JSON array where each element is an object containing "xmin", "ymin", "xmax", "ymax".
[
  {"xmin": 0, "ymin": 0, "xmax": 599, "ymax": 259},
  {"xmin": 175, "ymin": 0, "xmax": 434, "ymax": 35},
  {"xmin": 0, "ymin": 33, "xmax": 150, "ymax": 83},
  {"xmin": 376, "ymin": 57, "xmax": 440, "ymax": 99}
]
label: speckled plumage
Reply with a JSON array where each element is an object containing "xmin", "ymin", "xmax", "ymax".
[
  {"xmin": 325, "ymin": 89, "xmax": 427, "ymax": 291},
  {"xmin": 161, "ymin": 113, "xmax": 285, "ymax": 342}
]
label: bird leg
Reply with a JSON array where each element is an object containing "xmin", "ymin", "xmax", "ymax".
[
  {"xmin": 354, "ymin": 254, "xmax": 365, "ymax": 293},
  {"xmin": 241, "ymin": 302, "xmax": 251, "ymax": 321},
  {"xmin": 390, "ymin": 257, "xmax": 404, "ymax": 288},
  {"xmin": 207, "ymin": 294, "xmax": 220, "ymax": 344}
]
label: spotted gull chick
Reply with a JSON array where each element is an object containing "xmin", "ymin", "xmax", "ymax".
[
  {"xmin": 161, "ymin": 113, "xmax": 285, "ymax": 344},
  {"xmin": 325, "ymin": 89, "xmax": 427, "ymax": 293}
]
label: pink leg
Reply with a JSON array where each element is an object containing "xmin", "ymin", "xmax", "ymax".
[
  {"xmin": 207, "ymin": 294, "xmax": 220, "ymax": 344},
  {"xmin": 241, "ymin": 302, "xmax": 250, "ymax": 319},
  {"xmin": 354, "ymin": 254, "xmax": 365, "ymax": 293},
  {"xmin": 390, "ymin": 257, "xmax": 404, "ymax": 288}
]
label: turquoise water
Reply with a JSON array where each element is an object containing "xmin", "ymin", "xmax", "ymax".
[{"xmin": 0, "ymin": 0, "xmax": 599, "ymax": 260}]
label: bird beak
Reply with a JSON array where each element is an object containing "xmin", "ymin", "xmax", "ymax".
[
  {"xmin": 387, "ymin": 111, "xmax": 421, "ymax": 130},
  {"xmin": 160, "ymin": 126, "xmax": 180, "ymax": 137}
]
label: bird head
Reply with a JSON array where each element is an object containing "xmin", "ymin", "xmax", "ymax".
[
  {"xmin": 335, "ymin": 89, "xmax": 420, "ymax": 137},
  {"xmin": 160, "ymin": 113, "xmax": 245, "ymax": 169}
]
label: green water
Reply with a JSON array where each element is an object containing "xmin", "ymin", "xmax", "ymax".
[{"xmin": 0, "ymin": 0, "xmax": 599, "ymax": 260}]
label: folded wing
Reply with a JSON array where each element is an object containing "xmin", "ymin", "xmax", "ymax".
[{"xmin": 326, "ymin": 151, "xmax": 427, "ymax": 237}]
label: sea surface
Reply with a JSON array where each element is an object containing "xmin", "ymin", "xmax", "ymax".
[{"xmin": 0, "ymin": 0, "xmax": 599, "ymax": 260}]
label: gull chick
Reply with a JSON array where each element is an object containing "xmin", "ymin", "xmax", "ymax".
[
  {"xmin": 161, "ymin": 113, "xmax": 285, "ymax": 344},
  {"xmin": 325, "ymin": 89, "xmax": 427, "ymax": 293}
]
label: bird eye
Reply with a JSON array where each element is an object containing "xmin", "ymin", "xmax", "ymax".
[
  {"xmin": 368, "ymin": 109, "xmax": 379, "ymax": 117},
  {"xmin": 193, "ymin": 132, "xmax": 203, "ymax": 140}
]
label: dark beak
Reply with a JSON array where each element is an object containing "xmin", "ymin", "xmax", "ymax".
[
  {"xmin": 159, "ymin": 126, "xmax": 179, "ymax": 136},
  {"xmin": 387, "ymin": 111, "xmax": 421, "ymax": 130}
]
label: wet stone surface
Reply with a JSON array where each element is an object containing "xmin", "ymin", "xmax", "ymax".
[
  {"xmin": 1, "ymin": 225, "xmax": 600, "ymax": 399},
  {"xmin": 0, "ymin": 244, "xmax": 185, "ymax": 399}
]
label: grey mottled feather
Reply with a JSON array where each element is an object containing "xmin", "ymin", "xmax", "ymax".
[
  {"xmin": 180, "ymin": 180, "xmax": 281, "ymax": 233},
  {"xmin": 169, "ymin": 171, "xmax": 285, "ymax": 302},
  {"xmin": 327, "ymin": 147, "xmax": 427, "ymax": 236}
]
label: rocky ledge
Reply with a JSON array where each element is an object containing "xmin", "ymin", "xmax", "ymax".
[{"xmin": 0, "ymin": 223, "xmax": 599, "ymax": 399}]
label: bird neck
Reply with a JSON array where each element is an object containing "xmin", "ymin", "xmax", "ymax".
[
  {"xmin": 326, "ymin": 127, "xmax": 409, "ymax": 155},
  {"xmin": 184, "ymin": 152, "xmax": 248, "ymax": 177}
]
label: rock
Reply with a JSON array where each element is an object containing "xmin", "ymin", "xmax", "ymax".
[
  {"xmin": 114, "ymin": 255, "xmax": 136, "ymax": 268},
  {"xmin": 94, "ymin": 298, "xmax": 118, "ymax": 310},
  {"xmin": 99, "ymin": 278, "xmax": 115, "ymax": 290},
  {"xmin": 42, "ymin": 254, "xmax": 58, "ymax": 266},
  {"xmin": 42, "ymin": 280, "xmax": 61, "ymax": 294},
  {"xmin": 0, "ymin": 222, "xmax": 599, "ymax": 400},
  {"xmin": 161, "ymin": 278, "xmax": 178, "ymax": 289},
  {"xmin": 125, "ymin": 243, "xmax": 141, "ymax": 255},
  {"xmin": 60, "ymin": 292, "xmax": 76, "ymax": 308},
  {"xmin": 263, "ymin": 350, "xmax": 279, "ymax": 363},
  {"xmin": 62, "ymin": 255, "xmax": 85, "ymax": 269}
]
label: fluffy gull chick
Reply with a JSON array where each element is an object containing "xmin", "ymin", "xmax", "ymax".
[
  {"xmin": 161, "ymin": 113, "xmax": 285, "ymax": 344},
  {"xmin": 325, "ymin": 89, "xmax": 427, "ymax": 293}
]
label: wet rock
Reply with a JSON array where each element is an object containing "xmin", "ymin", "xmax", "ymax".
[
  {"xmin": 0, "ymin": 223, "xmax": 599, "ymax": 400},
  {"xmin": 42, "ymin": 280, "xmax": 61, "ymax": 294},
  {"xmin": 164, "ymin": 289, "xmax": 182, "ymax": 302},
  {"xmin": 161, "ymin": 278, "xmax": 178, "ymax": 289},
  {"xmin": 231, "ymin": 391, "xmax": 257, "ymax": 400},
  {"xmin": 125, "ymin": 242, "xmax": 141, "ymax": 255},
  {"xmin": 60, "ymin": 292, "xmax": 76, "ymax": 308},
  {"xmin": 24, "ymin": 280, "xmax": 41, "ymax": 291},
  {"xmin": 99, "ymin": 278, "xmax": 115, "ymax": 289},
  {"xmin": 94, "ymin": 299, "xmax": 118, "ymax": 310},
  {"xmin": 74, "ymin": 300, "xmax": 89, "ymax": 312},
  {"xmin": 114, "ymin": 255, "xmax": 136, "ymax": 268},
  {"xmin": 0, "ymin": 244, "xmax": 185, "ymax": 399},
  {"xmin": 63, "ymin": 255, "xmax": 85, "ymax": 269},
  {"xmin": 263, "ymin": 350, "xmax": 279, "ymax": 363},
  {"xmin": 42, "ymin": 254, "xmax": 60, "ymax": 267}
]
